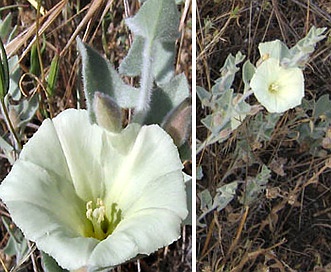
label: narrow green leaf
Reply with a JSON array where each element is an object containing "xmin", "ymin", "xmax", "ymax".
[
  {"xmin": 29, "ymin": 43, "xmax": 41, "ymax": 76},
  {"xmin": 0, "ymin": 61, "xmax": 5, "ymax": 99},
  {"xmin": 0, "ymin": 13, "xmax": 12, "ymax": 40},
  {"xmin": 7, "ymin": 55, "xmax": 20, "ymax": 99},
  {"xmin": 0, "ymin": 37, "xmax": 9, "ymax": 98},
  {"xmin": 46, "ymin": 54, "xmax": 60, "ymax": 97}
]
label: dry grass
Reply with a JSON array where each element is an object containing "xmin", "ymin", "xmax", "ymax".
[
  {"xmin": 197, "ymin": 0, "xmax": 331, "ymax": 271},
  {"xmin": 0, "ymin": 0, "xmax": 192, "ymax": 271}
]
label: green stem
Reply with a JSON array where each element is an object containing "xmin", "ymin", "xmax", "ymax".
[
  {"xmin": 134, "ymin": 40, "xmax": 154, "ymax": 122},
  {"xmin": 0, "ymin": 99, "xmax": 22, "ymax": 151}
]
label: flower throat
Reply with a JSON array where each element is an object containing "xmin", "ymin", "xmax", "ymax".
[{"xmin": 85, "ymin": 198, "xmax": 122, "ymax": 240}]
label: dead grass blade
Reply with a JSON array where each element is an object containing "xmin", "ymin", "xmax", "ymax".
[{"xmin": 5, "ymin": 0, "xmax": 67, "ymax": 58}]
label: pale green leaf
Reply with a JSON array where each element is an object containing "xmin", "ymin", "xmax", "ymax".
[
  {"xmin": 2, "ymin": 216, "xmax": 29, "ymax": 265},
  {"xmin": 242, "ymin": 59, "xmax": 255, "ymax": 92},
  {"xmin": 196, "ymin": 86, "xmax": 212, "ymax": 107},
  {"xmin": 144, "ymin": 73, "xmax": 190, "ymax": 124},
  {"xmin": 198, "ymin": 182, "xmax": 238, "ymax": 227},
  {"xmin": 0, "ymin": 135, "xmax": 15, "ymax": 164},
  {"xmin": 0, "ymin": 13, "xmax": 12, "ymax": 41},
  {"xmin": 240, "ymin": 164, "xmax": 271, "ymax": 205},
  {"xmin": 126, "ymin": 0, "xmax": 179, "ymax": 42},
  {"xmin": 196, "ymin": 165, "xmax": 204, "ymax": 180},
  {"xmin": 314, "ymin": 94, "xmax": 331, "ymax": 120},
  {"xmin": 119, "ymin": 36, "xmax": 175, "ymax": 84},
  {"xmin": 213, "ymin": 52, "xmax": 245, "ymax": 95},
  {"xmin": 199, "ymin": 189, "xmax": 212, "ymax": 211},
  {"xmin": 77, "ymin": 38, "xmax": 139, "ymax": 121},
  {"xmin": 41, "ymin": 252, "xmax": 69, "ymax": 272},
  {"xmin": 4, "ymin": 55, "xmax": 39, "ymax": 133},
  {"xmin": 286, "ymin": 26, "xmax": 327, "ymax": 67}
]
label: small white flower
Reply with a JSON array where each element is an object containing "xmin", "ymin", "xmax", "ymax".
[
  {"xmin": 0, "ymin": 109, "xmax": 187, "ymax": 271},
  {"xmin": 250, "ymin": 58, "xmax": 304, "ymax": 113}
]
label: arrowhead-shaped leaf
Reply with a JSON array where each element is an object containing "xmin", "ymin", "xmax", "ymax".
[
  {"xmin": 119, "ymin": 36, "xmax": 175, "ymax": 84},
  {"xmin": 77, "ymin": 38, "xmax": 139, "ymax": 121},
  {"xmin": 125, "ymin": 0, "xmax": 179, "ymax": 42},
  {"xmin": 144, "ymin": 73, "xmax": 190, "ymax": 124}
]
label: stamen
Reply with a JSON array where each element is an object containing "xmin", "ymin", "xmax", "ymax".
[
  {"xmin": 85, "ymin": 198, "xmax": 123, "ymax": 240},
  {"xmin": 269, "ymin": 82, "xmax": 280, "ymax": 93}
]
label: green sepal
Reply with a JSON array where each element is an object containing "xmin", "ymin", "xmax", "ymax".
[
  {"xmin": 93, "ymin": 92, "xmax": 122, "ymax": 133},
  {"xmin": 162, "ymin": 97, "xmax": 191, "ymax": 147}
]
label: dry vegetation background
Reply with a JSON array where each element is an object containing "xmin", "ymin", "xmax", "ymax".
[
  {"xmin": 0, "ymin": 0, "xmax": 192, "ymax": 271},
  {"xmin": 197, "ymin": 0, "xmax": 331, "ymax": 271}
]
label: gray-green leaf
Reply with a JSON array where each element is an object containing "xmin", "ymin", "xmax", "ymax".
[
  {"xmin": 144, "ymin": 73, "xmax": 190, "ymax": 124},
  {"xmin": 126, "ymin": 0, "xmax": 180, "ymax": 42},
  {"xmin": 119, "ymin": 36, "xmax": 175, "ymax": 84},
  {"xmin": 77, "ymin": 38, "xmax": 139, "ymax": 122}
]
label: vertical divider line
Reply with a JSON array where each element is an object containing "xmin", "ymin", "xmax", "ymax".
[{"xmin": 191, "ymin": 0, "xmax": 197, "ymax": 271}]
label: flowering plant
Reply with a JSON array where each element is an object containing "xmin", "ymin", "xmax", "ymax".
[
  {"xmin": 0, "ymin": 109, "xmax": 187, "ymax": 270},
  {"xmin": 197, "ymin": 26, "xmax": 326, "ymax": 151},
  {"xmin": 0, "ymin": 0, "xmax": 191, "ymax": 270}
]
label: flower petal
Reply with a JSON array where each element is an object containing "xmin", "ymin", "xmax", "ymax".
[
  {"xmin": 115, "ymin": 208, "xmax": 182, "ymax": 253},
  {"xmin": 251, "ymin": 58, "xmax": 304, "ymax": 113},
  {"xmin": 19, "ymin": 118, "xmax": 71, "ymax": 182},
  {"xmin": 51, "ymin": 109, "xmax": 108, "ymax": 201},
  {"xmin": 89, "ymin": 208, "xmax": 182, "ymax": 268},
  {"xmin": 89, "ymin": 232, "xmax": 138, "ymax": 268},
  {"xmin": 124, "ymin": 171, "xmax": 188, "ymax": 219},
  {"xmin": 0, "ymin": 160, "xmax": 97, "ymax": 270},
  {"xmin": 104, "ymin": 125, "xmax": 184, "ymax": 211}
]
